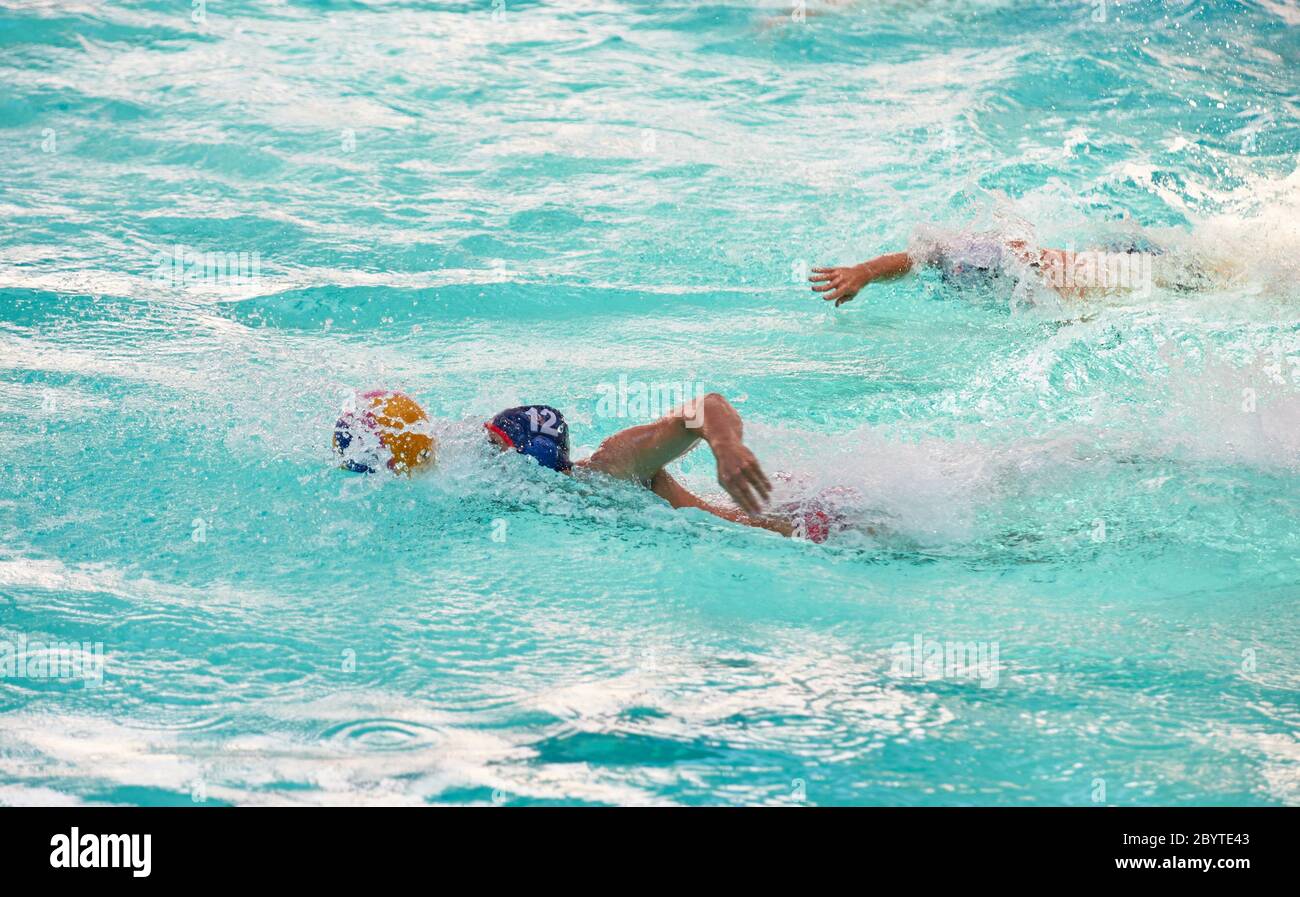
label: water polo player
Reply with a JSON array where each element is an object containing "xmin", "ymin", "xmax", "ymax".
[
  {"xmin": 483, "ymin": 394, "xmax": 836, "ymax": 542},
  {"xmin": 810, "ymin": 224, "xmax": 1231, "ymax": 306}
]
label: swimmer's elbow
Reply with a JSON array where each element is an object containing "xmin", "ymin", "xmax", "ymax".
[
  {"xmin": 671, "ymin": 392, "xmax": 731, "ymax": 431},
  {"xmin": 698, "ymin": 391, "xmax": 738, "ymax": 418}
]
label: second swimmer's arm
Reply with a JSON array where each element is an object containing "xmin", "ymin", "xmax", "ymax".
[{"xmin": 809, "ymin": 252, "xmax": 913, "ymax": 306}]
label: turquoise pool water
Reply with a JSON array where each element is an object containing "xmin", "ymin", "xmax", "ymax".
[{"xmin": 2, "ymin": 0, "xmax": 1298, "ymax": 806}]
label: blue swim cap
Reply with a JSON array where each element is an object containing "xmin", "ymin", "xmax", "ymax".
[{"xmin": 485, "ymin": 405, "xmax": 572, "ymax": 472}]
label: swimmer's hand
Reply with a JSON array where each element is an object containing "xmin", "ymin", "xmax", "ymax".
[
  {"xmin": 710, "ymin": 438, "xmax": 772, "ymax": 516},
  {"xmin": 810, "ymin": 252, "xmax": 913, "ymax": 306},
  {"xmin": 810, "ymin": 264, "xmax": 872, "ymax": 306}
]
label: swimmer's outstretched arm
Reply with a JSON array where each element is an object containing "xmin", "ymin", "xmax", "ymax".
[
  {"xmin": 809, "ymin": 251, "xmax": 912, "ymax": 306},
  {"xmin": 578, "ymin": 392, "xmax": 772, "ymax": 516},
  {"xmin": 649, "ymin": 470, "xmax": 795, "ymax": 537},
  {"xmin": 813, "ymin": 243, "xmax": 1102, "ymax": 304}
]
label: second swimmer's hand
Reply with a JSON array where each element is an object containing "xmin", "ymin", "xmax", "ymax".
[
  {"xmin": 809, "ymin": 264, "xmax": 871, "ymax": 306},
  {"xmin": 711, "ymin": 439, "xmax": 772, "ymax": 516}
]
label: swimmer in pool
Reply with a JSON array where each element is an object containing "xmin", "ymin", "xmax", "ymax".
[
  {"xmin": 484, "ymin": 394, "xmax": 834, "ymax": 541},
  {"xmin": 810, "ymin": 225, "xmax": 1234, "ymax": 305}
]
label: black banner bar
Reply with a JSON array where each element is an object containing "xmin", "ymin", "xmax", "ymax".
[{"xmin": 1, "ymin": 807, "xmax": 1286, "ymax": 882}]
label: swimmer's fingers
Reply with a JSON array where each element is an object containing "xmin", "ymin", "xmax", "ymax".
[
  {"xmin": 824, "ymin": 269, "xmax": 867, "ymax": 305},
  {"xmin": 745, "ymin": 458, "xmax": 772, "ymax": 504},
  {"xmin": 729, "ymin": 478, "xmax": 762, "ymax": 517},
  {"xmin": 719, "ymin": 467, "xmax": 758, "ymax": 515},
  {"xmin": 813, "ymin": 271, "xmax": 853, "ymax": 295},
  {"xmin": 808, "ymin": 270, "xmax": 834, "ymax": 282},
  {"xmin": 717, "ymin": 446, "xmax": 769, "ymax": 515}
]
